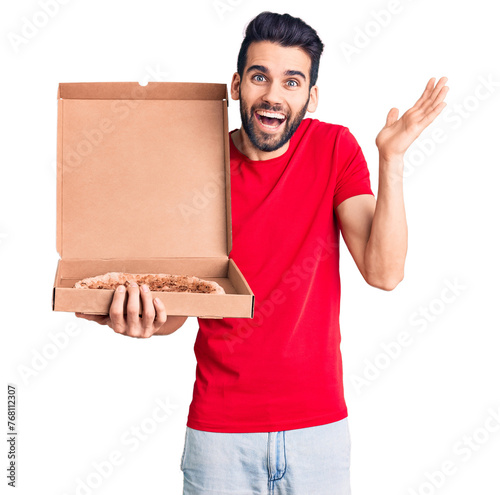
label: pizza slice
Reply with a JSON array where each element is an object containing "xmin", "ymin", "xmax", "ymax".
[{"xmin": 74, "ymin": 272, "xmax": 225, "ymax": 294}]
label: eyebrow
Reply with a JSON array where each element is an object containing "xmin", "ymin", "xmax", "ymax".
[{"xmin": 246, "ymin": 65, "xmax": 307, "ymax": 82}]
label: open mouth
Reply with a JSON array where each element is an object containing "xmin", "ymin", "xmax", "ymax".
[{"xmin": 255, "ymin": 110, "xmax": 287, "ymax": 131}]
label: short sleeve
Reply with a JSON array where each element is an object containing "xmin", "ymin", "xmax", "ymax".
[{"xmin": 333, "ymin": 126, "xmax": 374, "ymax": 210}]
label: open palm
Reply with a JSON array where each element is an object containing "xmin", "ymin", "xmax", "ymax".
[{"xmin": 376, "ymin": 77, "xmax": 449, "ymax": 160}]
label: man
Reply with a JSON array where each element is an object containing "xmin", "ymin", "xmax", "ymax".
[{"xmin": 77, "ymin": 11, "xmax": 448, "ymax": 495}]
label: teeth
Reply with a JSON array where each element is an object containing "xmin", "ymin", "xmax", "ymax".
[{"xmin": 256, "ymin": 110, "xmax": 286, "ymax": 120}]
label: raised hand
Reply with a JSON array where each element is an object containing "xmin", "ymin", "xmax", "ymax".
[{"xmin": 375, "ymin": 77, "xmax": 449, "ymax": 160}]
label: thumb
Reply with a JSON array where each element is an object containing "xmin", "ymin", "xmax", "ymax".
[{"xmin": 385, "ymin": 107, "xmax": 399, "ymax": 127}]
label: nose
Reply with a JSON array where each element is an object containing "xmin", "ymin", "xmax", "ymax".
[{"xmin": 261, "ymin": 80, "xmax": 283, "ymax": 108}]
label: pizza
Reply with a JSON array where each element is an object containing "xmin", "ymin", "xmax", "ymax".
[{"xmin": 73, "ymin": 272, "xmax": 225, "ymax": 294}]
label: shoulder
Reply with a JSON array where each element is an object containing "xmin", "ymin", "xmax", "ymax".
[
  {"xmin": 299, "ymin": 118, "xmax": 349, "ymax": 142},
  {"xmin": 298, "ymin": 120, "xmax": 365, "ymax": 167}
]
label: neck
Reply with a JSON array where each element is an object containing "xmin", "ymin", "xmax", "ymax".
[{"xmin": 231, "ymin": 127, "xmax": 290, "ymax": 161}]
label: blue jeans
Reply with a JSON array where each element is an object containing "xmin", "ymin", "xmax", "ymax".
[{"xmin": 180, "ymin": 417, "xmax": 351, "ymax": 494}]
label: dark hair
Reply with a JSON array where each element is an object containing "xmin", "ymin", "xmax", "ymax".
[{"xmin": 237, "ymin": 12, "xmax": 324, "ymax": 90}]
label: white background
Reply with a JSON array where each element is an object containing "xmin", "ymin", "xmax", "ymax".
[{"xmin": 2, "ymin": 0, "xmax": 499, "ymax": 494}]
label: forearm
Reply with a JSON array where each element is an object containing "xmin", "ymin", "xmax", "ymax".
[
  {"xmin": 364, "ymin": 155, "xmax": 408, "ymax": 290},
  {"xmin": 154, "ymin": 315, "xmax": 188, "ymax": 335}
]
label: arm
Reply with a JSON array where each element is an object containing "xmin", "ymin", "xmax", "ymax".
[
  {"xmin": 335, "ymin": 159, "xmax": 406, "ymax": 290},
  {"xmin": 154, "ymin": 315, "xmax": 189, "ymax": 336},
  {"xmin": 335, "ymin": 76, "xmax": 449, "ymax": 290}
]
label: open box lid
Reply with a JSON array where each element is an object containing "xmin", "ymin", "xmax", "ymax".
[{"xmin": 56, "ymin": 82, "xmax": 232, "ymax": 260}]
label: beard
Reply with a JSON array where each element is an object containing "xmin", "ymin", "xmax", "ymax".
[{"xmin": 239, "ymin": 88, "xmax": 310, "ymax": 153}]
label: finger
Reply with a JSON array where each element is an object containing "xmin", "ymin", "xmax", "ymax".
[
  {"xmin": 141, "ymin": 299, "xmax": 168, "ymax": 338},
  {"xmin": 430, "ymin": 76, "xmax": 448, "ymax": 101},
  {"xmin": 126, "ymin": 282, "xmax": 142, "ymax": 337},
  {"xmin": 420, "ymin": 77, "xmax": 448, "ymax": 112},
  {"xmin": 422, "ymin": 86, "xmax": 448, "ymax": 118},
  {"xmin": 109, "ymin": 285, "xmax": 127, "ymax": 333},
  {"xmin": 419, "ymin": 101, "xmax": 447, "ymax": 127},
  {"xmin": 431, "ymin": 84, "xmax": 449, "ymax": 107},
  {"xmin": 152, "ymin": 297, "xmax": 167, "ymax": 332},
  {"xmin": 139, "ymin": 284, "xmax": 156, "ymax": 332},
  {"xmin": 385, "ymin": 107, "xmax": 399, "ymax": 127},
  {"xmin": 413, "ymin": 77, "xmax": 436, "ymax": 110}
]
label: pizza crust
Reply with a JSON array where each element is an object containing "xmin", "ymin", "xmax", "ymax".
[{"xmin": 73, "ymin": 272, "xmax": 225, "ymax": 294}]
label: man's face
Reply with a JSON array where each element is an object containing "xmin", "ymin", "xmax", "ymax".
[{"xmin": 233, "ymin": 41, "xmax": 318, "ymax": 153}]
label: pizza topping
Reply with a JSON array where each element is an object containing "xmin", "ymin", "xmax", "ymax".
[{"xmin": 74, "ymin": 272, "xmax": 225, "ymax": 294}]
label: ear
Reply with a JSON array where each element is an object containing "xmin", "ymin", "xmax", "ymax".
[
  {"xmin": 230, "ymin": 72, "xmax": 241, "ymax": 101},
  {"xmin": 307, "ymin": 85, "xmax": 319, "ymax": 113}
]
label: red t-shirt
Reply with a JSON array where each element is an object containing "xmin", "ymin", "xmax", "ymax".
[{"xmin": 186, "ymin": 118, "xmax": 374, "ymax": 433}]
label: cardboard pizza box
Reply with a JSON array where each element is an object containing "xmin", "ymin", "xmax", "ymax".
[{"xmin": 52, "ymin": 81, "xmax": 254, "ymax": 319}]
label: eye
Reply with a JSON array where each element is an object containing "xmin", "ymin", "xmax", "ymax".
[
  {"xmin": 287, "ymin": 80, "xmax": 299, "ymax": 87},
  {"xmin": 253, "ymin": 74, "xmax": 266, "ymax": 82}
]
